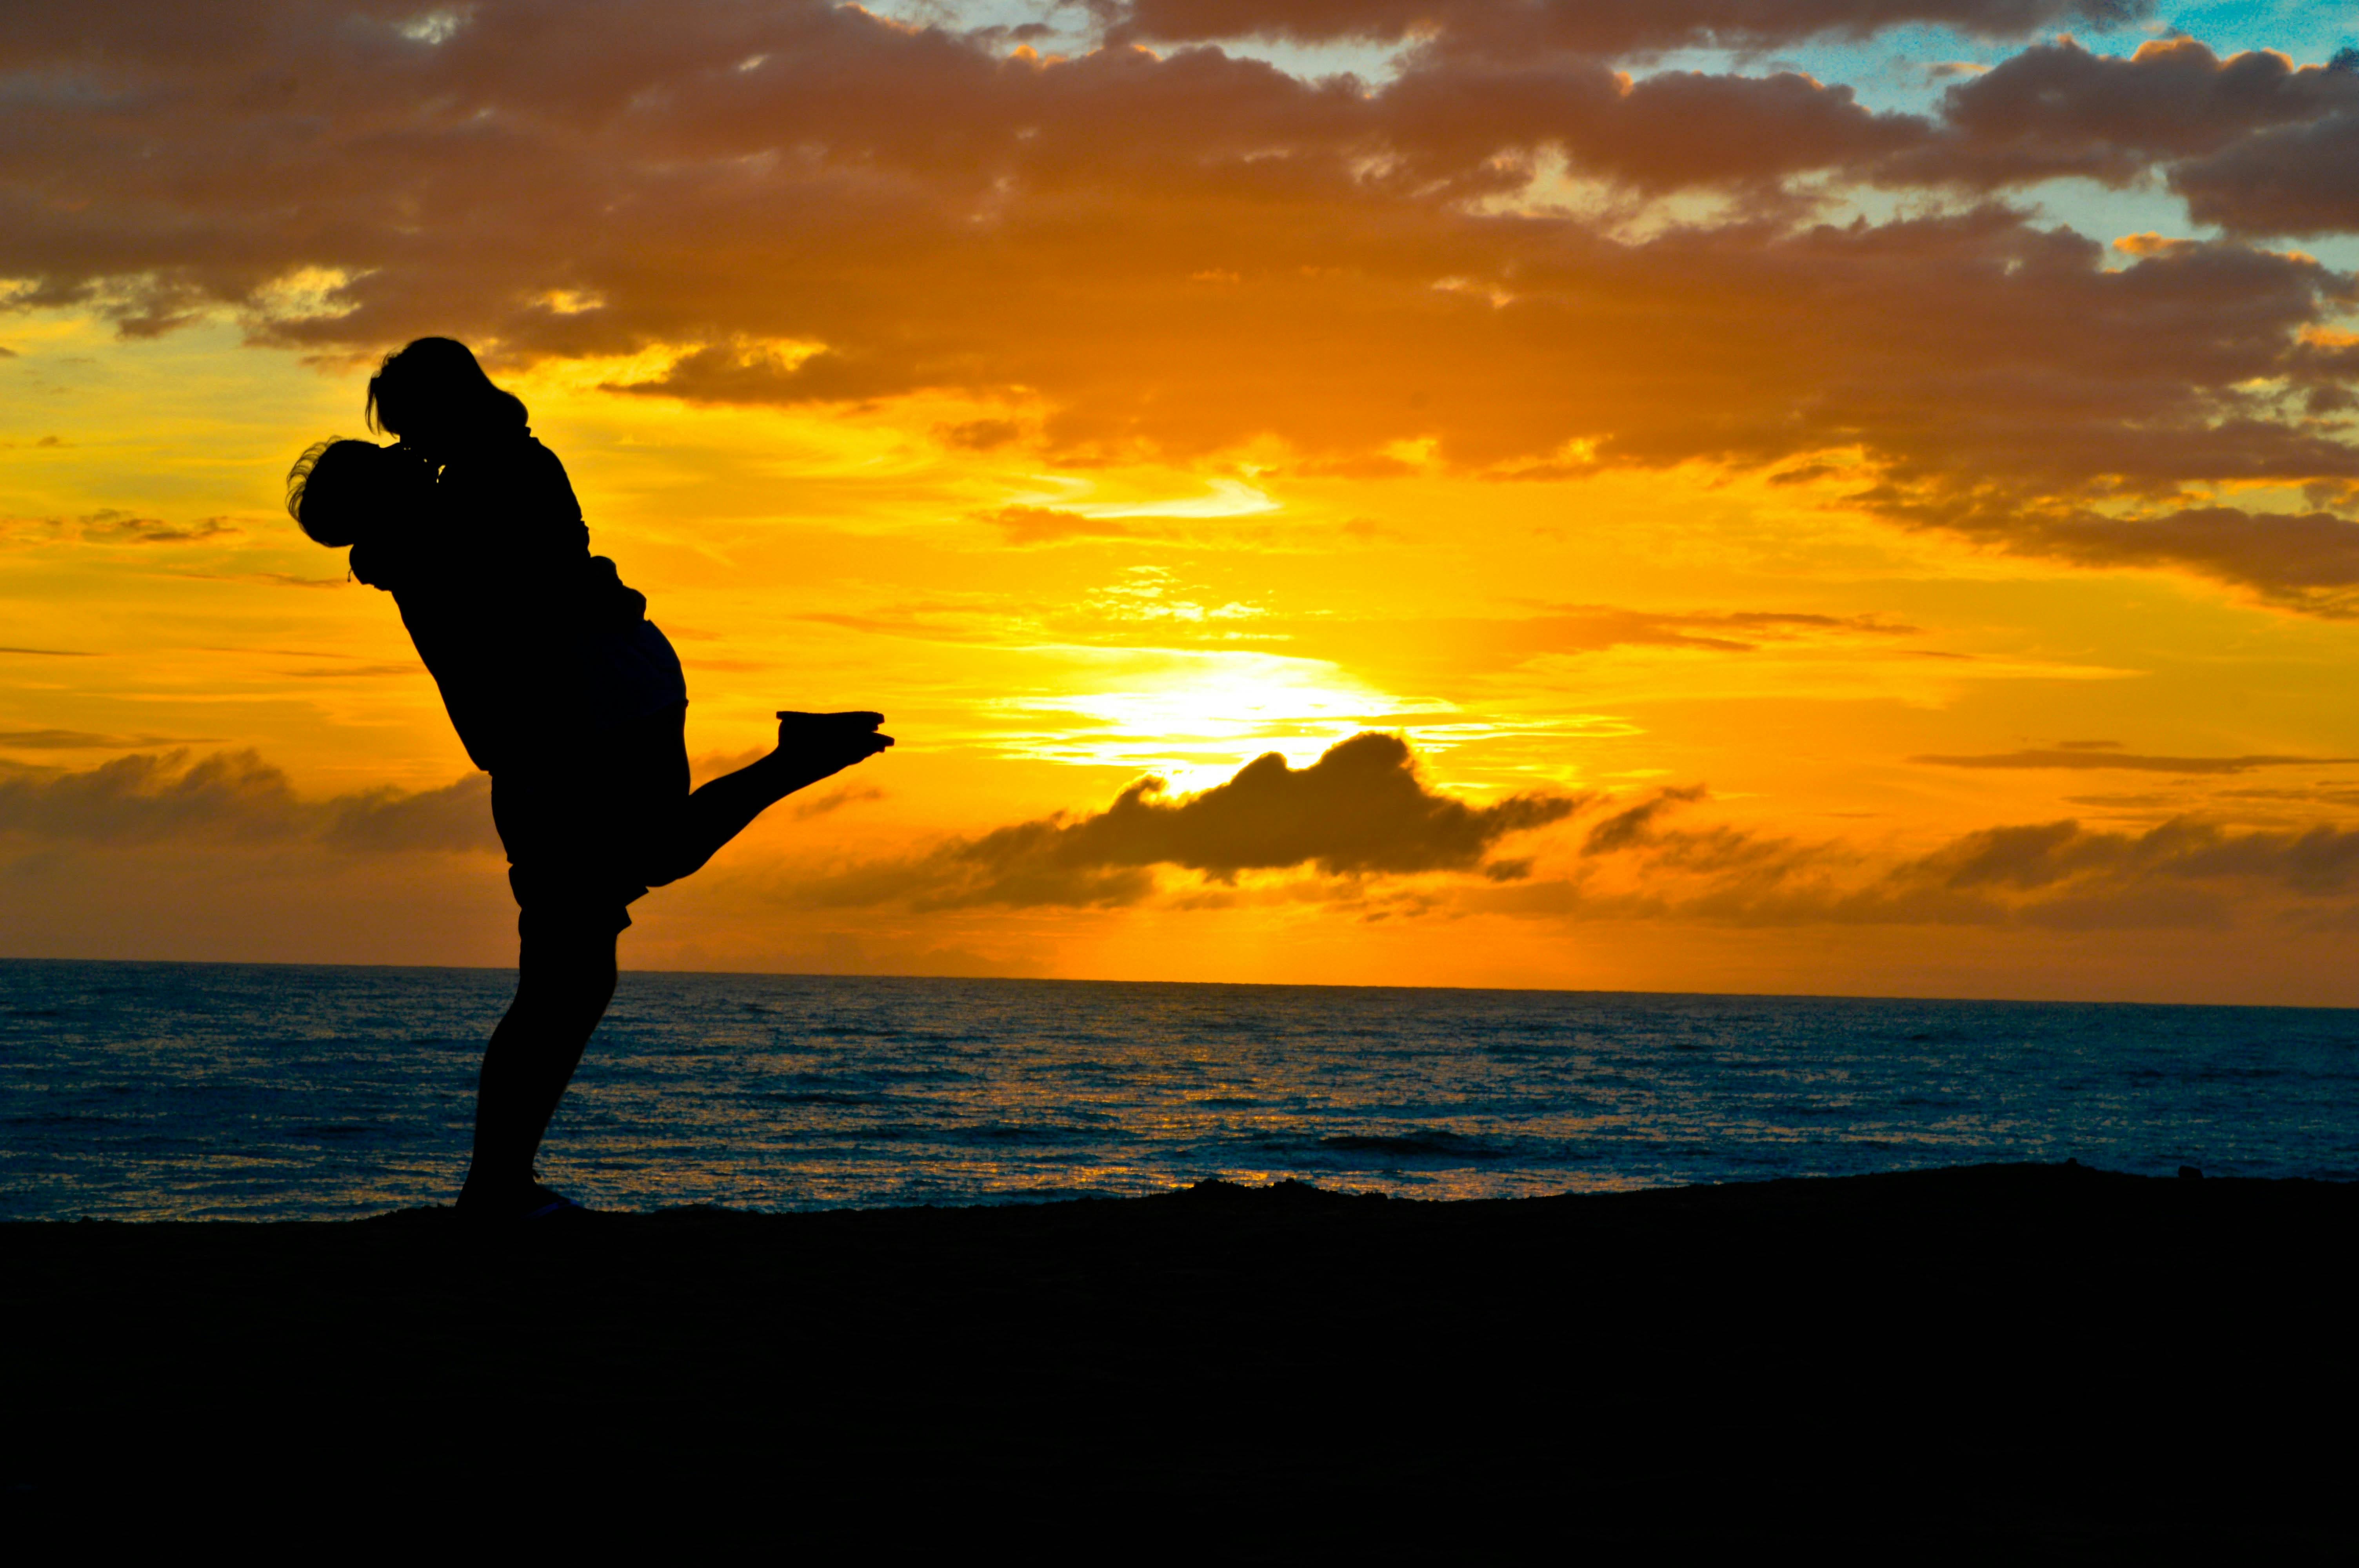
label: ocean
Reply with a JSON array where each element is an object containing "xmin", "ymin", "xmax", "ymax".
[{"xmin": 4, "ymin": 958, "xmax": 2355, "ymax": 1220}]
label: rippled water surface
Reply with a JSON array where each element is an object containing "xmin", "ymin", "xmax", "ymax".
[{"xmin": 5, "ymin": 958, "xmax": 2356, "ymax": 1218}]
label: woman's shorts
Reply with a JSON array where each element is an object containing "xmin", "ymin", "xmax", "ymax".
[{"xmin": 490, "ymin": 704, "xmax": 691, "ymax": 943}]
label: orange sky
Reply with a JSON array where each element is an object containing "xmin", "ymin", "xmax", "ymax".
[{"xmin": 8, "ymin": 1, "xmax": 2359, "ymax": 1002}]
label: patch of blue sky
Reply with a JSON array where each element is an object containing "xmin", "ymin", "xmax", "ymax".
[
  {"xmin": 1810, "ymin": 175, "xmax": 2359, "ymax": 272},
  {"xmin": 1631, "ymin": 36, "xmax": 1961, "ymax": 116},
  {"xmin": 2029, "ymin": 180, "xmax": 2359, "ymax": 273},
  {"xmin": 2152, "ymin": 1, "xmax": 2353, "ymax": 63},
  {"xmin": 1184, "ymin": 35, "xmax": 1407, "ymax": 85},
  {"xmin": 1635, "ymin": 19, "xmax": 2153, "ymax": 118},
  {"xmin": 864, "ymin": 0, "xmax": 1078, "ymax": 47}
]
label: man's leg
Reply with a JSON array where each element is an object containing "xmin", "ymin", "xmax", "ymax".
[{"xmin": 459, "ymin": 921, "xmax": 618, "ymax": 1209}]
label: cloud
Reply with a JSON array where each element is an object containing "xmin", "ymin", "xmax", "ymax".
[
  {"xmin": 1491, "ymin": 780, "xmax": 2359, "ymax": 928},
  {"xmin": 1903, "ymin": 36, "xmax": 2359, "ymax": 187},
  {"xmin": 0, "ymin": 749, "xmax": 497, "ymax": 852},
  {"xmin": 1100, "ymin": 0, "xmax": 2145, "ymax": 56},
  {"xmin": 1862, "ymin": 481, "xmax": 2359, "ymax": 616},
  {"xmin": 78, "ymin": 510, "xmax": 241, "ymax": 544},
  {"xmin": 1868, "ymin": 35, "xmax": 2359, "ymax": 238},
  {"xmin": 1, "ymin": 510, "xmax": 242, "ymax": 546},
  {"xmin": 1883, "ymin": 816, "xmax": 2359, "ymax": 900},
  {"xmin": 0, "ymin": 728, "xmax": 184, "ymax": 749},
  {"xmin": 980, "ymin": 505, "xmax": 1140, "ymax": 545},
  {"xmin": 1874, "ymin": 36, "xmax": 2359, "ymax": 240},
  {"xmin": 20, "ymin": 740, "xmax": 2359, "ymax": 942},
  {"xmin": 791, "ymin": 782, "xmax": 886, "ymax": 820},
  {"xmin": 1290, "ymin": 603, "xmax": 1932, "ymax": 684},
  {"xmin": 809, "ymin": 730, "xmax": 1584, "ymax": 908},
  {"xmin": 5, "ymin": 2, "xmax": 2355, "ymax": 606},
  {"xmin": 936, "ymin": 416, "xmax": 1023, "ymax": 450},
  {"xmin": 2173, "ymin": 108, "xmax": 2359, "ymax": 238},
  {"xmin": 1373, "ymin": 56, "xmax": 1936, "ymax": 195},
  {"xmin": 0, "ymin": 751, "xmax": 298, "ymax": 844},
  {"xmin": 321, "ymin": 775, "xmax": 500, "ymax": 853},
  {"xmin": 1911, "ymin": 749, "xmax": 2359, "ymax": 773},
  {"xmin": 1583, "ymin": 784, "xmax": 1709, "ymax": 854},
  {"xmin": 1523, "ymin": 606, "xmax": 1915, "ymax": 655}
]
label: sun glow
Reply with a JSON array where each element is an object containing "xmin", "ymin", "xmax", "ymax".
[{"xmin": 987, "ymin": 651, "xmax": 1420, "ymax": 789}]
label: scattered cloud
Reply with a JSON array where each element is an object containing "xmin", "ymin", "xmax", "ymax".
[
  {"xmin": 2174, "ymin": 109, "xmax": 2359, "ymax": 238},
  {"xmin": 1583, "ymin": 784, "xmax": 1710, "ymax": 854},
  {"xmin": 0, "ymin": 728, "xmax": 184, "ymax": 750},
  {"xmin": 1486, "ymin": 787, "xmax": 2359, "ymax": 929},
  {"xmin": 1523, "ymin": 606, "xmax": 1916, "ymax": 656},
  {"xmin": 1101, "ymin": 0, "xmax": 2146, "ymax": 55},
  {"xmin": 1900, "ymin": 36, "xmax": 2359, "ymax": 189},
  {"xmin": 0, "ymin": 751, "xmax": 300, "ymax": 845},
  {"xmin": 82, "ymin": 512, "xmax": 240, "ymax": 544},
  {"xmin": 1, "ymin": 510, "xmax": 241, "ymax": 546},
  {"xmin": 792, "ymin": 782, "xmax": 886, "ymax": 820},
  {"xmin": 0, "ymin": 749, "xmax": 496, "ymax": 853},
  {"xmin": 13, "ymin": 736, "xmax": 2359, "ymax": 938},
  {"xmin": 321, "ymin": 774, "xmax": 501, "ymax": 853},
  {"xmin": 1874, "ymin": 494, "xmax": 2359, "ymax": 617},
  {"xmin": 980, "ymin": 505, "xmax": 1140, "ymax": 546},
  {"xmin": 1910, "ymin": 749, "xmax": 2359, "ymax": 773},
  {"xmin": 936, "ymin": 417, "xmax": 1023, "ymax": 450}
]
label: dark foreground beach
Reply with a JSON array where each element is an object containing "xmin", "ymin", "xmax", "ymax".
[{"xmin": 7, "ymin": 1163, "xmax": 2352, "ymax": 1552}]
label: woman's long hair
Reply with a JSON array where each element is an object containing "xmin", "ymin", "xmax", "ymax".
[{"xmin": 365, "ymin": 337, "xmax": 528, "ymax": 443}]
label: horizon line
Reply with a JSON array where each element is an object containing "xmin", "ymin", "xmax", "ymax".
[{"xmin": 0, "ymin": 953, "xmax": 2350, "ymax": 1014}]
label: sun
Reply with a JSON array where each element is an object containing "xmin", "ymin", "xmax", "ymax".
[{"xmin": 990, "ymin": 649, "xmax": 1433, "ymax": 791}]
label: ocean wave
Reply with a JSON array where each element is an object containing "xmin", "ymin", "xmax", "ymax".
[{"xmin": 1309, "ymin": 1131, "xmax": 1521, "ymax": 1163}]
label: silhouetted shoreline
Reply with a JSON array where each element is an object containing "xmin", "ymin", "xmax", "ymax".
[{"xmin": 9, "ymin": 1163, "xmax": 2351, "ymax": 1548}]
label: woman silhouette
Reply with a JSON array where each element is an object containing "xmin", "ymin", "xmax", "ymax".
[{"xmin": 290, "ymin": 338, "xmax": 891, "ymax": 1218}]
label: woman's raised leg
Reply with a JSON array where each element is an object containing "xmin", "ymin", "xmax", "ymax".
[{"xmin": 652, "ymin": 711, "xmax": 892, "ymax": 885}]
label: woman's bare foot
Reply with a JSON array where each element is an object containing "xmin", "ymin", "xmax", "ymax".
[
  {"xmin": 777, "ymin": 709, "xmax": 886, "ymax": 733},
  {"xmin": 771, "ymin": 710, "xmax": 892, "ymax": 784}
]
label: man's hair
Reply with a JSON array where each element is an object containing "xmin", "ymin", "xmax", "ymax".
[{"xmin": 287, "ymin": 437, "xmax": 394, "ymax": 547}]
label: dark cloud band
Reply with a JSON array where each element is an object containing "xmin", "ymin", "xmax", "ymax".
[{"xmin": 5, "ymin": 3, "xmax": 2355, "ymax": 607}]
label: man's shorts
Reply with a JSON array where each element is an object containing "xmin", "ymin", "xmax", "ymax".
[{"xmin": 489, "ymin": 705, "xmax": 691, "ymax": 944}]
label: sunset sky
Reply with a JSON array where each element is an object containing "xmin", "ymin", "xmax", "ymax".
[{"xmin": 9, "ymin": 0, "xmax": 2359, "ymax": 1002}]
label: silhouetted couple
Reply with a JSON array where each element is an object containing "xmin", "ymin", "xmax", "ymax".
[{"xmin": 290, "ymin": 338, "xmax": 891, "ymax": 1218}]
